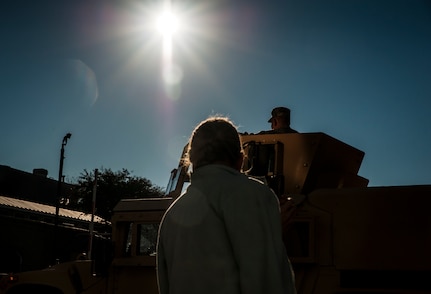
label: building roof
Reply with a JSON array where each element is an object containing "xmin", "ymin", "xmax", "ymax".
[{"xmin": 0, "ymin": 195, "xmax": 107, "ymax": 224}]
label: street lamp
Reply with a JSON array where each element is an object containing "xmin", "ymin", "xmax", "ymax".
[{"xmin": 55, "ymin": 133, "xmax": 72, "ymax": 228}]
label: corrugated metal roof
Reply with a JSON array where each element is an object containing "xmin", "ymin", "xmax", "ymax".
[{"xmin": 0, "ymin": 195, "xmax": 107, "ymax": 224}]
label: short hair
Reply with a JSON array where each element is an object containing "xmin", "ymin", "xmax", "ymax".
[{"xmin": 184, "ymin": 116, "xmax": 243, "ymax": 170}]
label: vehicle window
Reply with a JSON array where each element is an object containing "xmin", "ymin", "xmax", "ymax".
[
  {"xmin": 124, "ymin": 222, "xmax": 133, "ymax": 256},
  {"xmin": 137, "ymin": 223, "xmax": 159, "ymax": 256}
]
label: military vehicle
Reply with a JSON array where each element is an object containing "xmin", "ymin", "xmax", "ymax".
[{"xmin": 1, "ymin": 132, "xmax": 430, "ymax": 294}]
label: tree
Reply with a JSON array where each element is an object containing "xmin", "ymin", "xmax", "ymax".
[{"xmin": 68, "ymin": 168, "xmax": 165, "ymax": 220}]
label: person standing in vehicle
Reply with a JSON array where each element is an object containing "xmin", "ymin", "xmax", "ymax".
[
  {"xmin": 157, "ymin": 116, "xmax": 296, "ymax": 294},
  {"xmin": 262, "ymin": 106, "xmax": 298, "ymax": 134}
]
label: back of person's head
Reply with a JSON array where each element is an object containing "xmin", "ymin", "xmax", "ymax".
[{"xmin": 185, "ymin": 116, "xmax": 243, "ymax": 170}]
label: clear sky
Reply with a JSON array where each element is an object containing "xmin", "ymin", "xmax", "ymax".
[{"xmin": 1, "ymin": 0, "xmax": 430, "ymax": 190}]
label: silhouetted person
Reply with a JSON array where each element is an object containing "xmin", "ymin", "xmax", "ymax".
[
  {"xmin": 157, "ymin": 116, "xmax": 296, "ymax": 294},
  {"xmin": 261, "ymin": 107, "xmax": 298, "ymax": 134}
]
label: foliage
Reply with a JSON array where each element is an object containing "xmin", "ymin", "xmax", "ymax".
[{"xmin": 68, "ymin": 168, "xmax": 165, "ymax": 220}]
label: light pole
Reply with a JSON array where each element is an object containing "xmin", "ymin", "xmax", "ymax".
[{"xmin": 55, "ymin": 133, "xmax": 72, "ymax": 228}]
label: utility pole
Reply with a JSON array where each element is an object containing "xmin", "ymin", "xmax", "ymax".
[
  {"xmin": 54, "ymin": 133, "xmax": 72, "ymax": 262},
  {"xmin": 88, "ymin": 168, "xmax": 98, "ymax": 260}
]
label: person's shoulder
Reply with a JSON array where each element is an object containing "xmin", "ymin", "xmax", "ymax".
[
  {"xmin": 162, "ymin": 189, "xmax": 190, "ymax": 215},
  {"xmin": 256, "ymin": 130, "xmax": 274, "ymax": 134},
  {"xmin": 242, "ymin": 175, "xmax": 279, "ymax": 204},
  {"xmin": 247, "ymin": 175, "xmax": 266, "ymax": 186},
  {"xmin": 256, "ymin": 128, "xmax": 298, "ymax": 135},
  {"xmin": 236, "ymin": 173, "xmax": 274, "ymax": 195},
  {"xmin": 274, "ymin": 127, "xmax": 298, "ymax": 133}
]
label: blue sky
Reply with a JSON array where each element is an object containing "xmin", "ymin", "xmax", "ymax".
[{"xmin": 1, "ymin": 0, "xmax": 430, "ymax": 190}]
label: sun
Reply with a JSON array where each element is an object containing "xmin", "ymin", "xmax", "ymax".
[{"xmin": 156, "ymin": 9, "xmax": 180, "ymax": 38}]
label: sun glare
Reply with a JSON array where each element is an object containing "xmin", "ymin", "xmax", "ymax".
[
  {"xmin": 156, "ymin": 10, "xmax": 180, "ymax": 37},
  {"xmin": 131, "ymin": 0, "xmax": 214, "ymax": 100}
]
